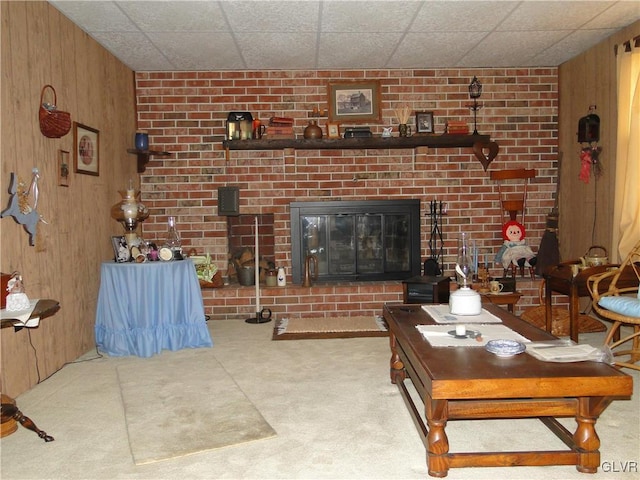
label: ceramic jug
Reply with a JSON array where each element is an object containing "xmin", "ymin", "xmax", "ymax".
[{"xmin": 303, "ymin": 120, "xmax": 323, "ymax": 139}]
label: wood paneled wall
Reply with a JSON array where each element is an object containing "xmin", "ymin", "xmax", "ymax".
[
  {"xmin": 558, "ymin": 20, "xmax": 640, "ymax": 263},
  {"xmin": 1, "ymin": 2, "xmax": 137, "ymax": 397}
]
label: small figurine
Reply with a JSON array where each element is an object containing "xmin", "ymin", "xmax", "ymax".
[
  {"xmin": 494, "ymin": 220, "xmax": 537, "ymax": 278},
  {"xmin": 5, "ymin": 273, "xmax": 30, "ymax": 311}
]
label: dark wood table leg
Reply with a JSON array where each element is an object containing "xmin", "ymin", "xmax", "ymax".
[
  {"xmin": 426, "ymin": 399, "xmax": 449, "ymax": 477},
  {"xmin": 573, "ymin": 398, "xmax": 600, "ymax": 473},
  {"xmin": 545, "ymin": 281, "xmax": 553, "ymax": 333},
  {"xmin": 389, "ymin": 331, "xmax": 405, "ymax": 384},
  {"xmin": 569, "ymin": 285, "xmax": 580, "ymax": 343}
]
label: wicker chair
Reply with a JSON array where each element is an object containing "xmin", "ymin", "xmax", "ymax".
[{"xmin": 587, "ymin": 240, "xmax": 640, "ymax": 371}]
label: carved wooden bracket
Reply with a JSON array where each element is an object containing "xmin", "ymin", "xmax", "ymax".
[{"xmin": 473, "ymin": 141, "xmax": 499, "ymax": 171}]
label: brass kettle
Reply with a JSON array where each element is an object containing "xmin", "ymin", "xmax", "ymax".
[{"xmin": 302, "ymin": 254, "xmax": 319, "ymax": 287}]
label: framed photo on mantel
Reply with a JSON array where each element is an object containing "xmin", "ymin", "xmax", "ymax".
[
  {"xmin": 327, "ymin": 80, "xmax": 381, "ymax": 124},
  {"xmin": 415, "ymin": 111, "xmax": 435, "ymax": 134}
]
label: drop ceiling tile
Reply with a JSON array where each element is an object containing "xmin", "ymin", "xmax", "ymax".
[
  {"xmin": 387, "ymin": 31, "xmax": 486, "ymax": 68},
  {"xmin": 529, "ymin": 28, "xmax": 618, "ymax": 66},
  {"xmin": 236, "ymin": 33, "xmax": 317, "ymax": 70},
  {"xmin": 459, "ymin": 30, "xmax": 569, "ymax": 67},
  {"xmin": 222, "ymin": 0, "xmax": 320, "ymax": 32},
  {"xmin": 48, "ymin": 0, "xmax": 640, "ymax": 71},
  {"xmin": 148, "ymin": 32, "xmax": 245, "ymax": 70},
  {"xmin": 411, "ymin": 1, "xmax": 517, "ymax": 32},
  {"xmin": 50, "ymin": 0, "xmax": 137, "ymax": 31},
  {"xmin": 583, "ymin": 1, "xmax": 640, "ymax": 29},
  {"xmin": 317, "ymin": 33, "xmax": 403, "ymax": 69},
  {"xmin": 321, "ymin": 1, "xmax": 421, "ymax": 32},
  {"xmin": 118, "ymin": 0, "xmax": 229, "ymax": 32},
  {"xmin": 498, "ymin": 1, "xmax": 612, "ymax": 31},
  {"xmin": 91, "ymin": 32, "xmax": 174, "ymax": 70}
]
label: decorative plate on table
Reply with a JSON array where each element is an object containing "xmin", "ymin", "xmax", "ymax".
[{"xmin": 485, "ymin": 339, "xmax": 526, "ymax": 357}]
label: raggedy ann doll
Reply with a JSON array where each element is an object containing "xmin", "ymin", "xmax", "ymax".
[{"xmin": 494, "ymin": 220, "xmax": 537, "ymax": 276}]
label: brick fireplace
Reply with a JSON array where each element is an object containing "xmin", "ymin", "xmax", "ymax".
[{"xmin": 136, "ymin": 67, "xmax": 558, "ymax": 320}]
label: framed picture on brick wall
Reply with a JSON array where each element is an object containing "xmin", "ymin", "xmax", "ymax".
[{"xmin": 327, "ymin": 80, "xmax": 381, "ymax": 123}]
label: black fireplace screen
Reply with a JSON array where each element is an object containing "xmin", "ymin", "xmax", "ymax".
[{"xmin": 290, "ymin": 200, "xmax": 421, "ymax": 283}]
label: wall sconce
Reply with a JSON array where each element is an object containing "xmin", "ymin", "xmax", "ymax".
[
  {"xmin": 468, "ymin": 76, "xmax": 483, "ymax": 135},
  {"xmin": 110, "ymin": 180, "xmax": 149, "ymax": 247}
]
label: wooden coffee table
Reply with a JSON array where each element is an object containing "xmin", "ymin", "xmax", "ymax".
[{"xmin": 383, "ymin": 303, "xmax": 632, "ymax": 477}]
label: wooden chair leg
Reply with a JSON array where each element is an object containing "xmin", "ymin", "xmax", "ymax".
[
  {"xmin": 631, "ymin": 326, "xmax": 640, "ymax": 364},
  {"xmin": 604, "ymin": 321, "xmax": 621, "ymax": 347}
]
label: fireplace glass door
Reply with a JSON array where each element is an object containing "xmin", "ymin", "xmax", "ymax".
[{"xmin": 291, "ymin": 200, "xmax": 420, "ymax": 283}]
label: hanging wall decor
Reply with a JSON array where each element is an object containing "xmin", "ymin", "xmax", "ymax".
[
  {"xmin": 472, "ymin": 141, "xmax": 499, "ymax": 171},
  {"xmin": 39, "ymin": 85, "xmax": 71, "ymax": 138},
  {"xmin": 577, "ymin": 105, "xmax": 600, "ymax": 143},
  {"xmin": 579, "ymin": 145, "xmax": 603, "ymax": 183},
  {"xmin": 1, "ymin": 169, "xmax": 46, "ymax": 246},
  {"xmin": 577, "ymin": 105, "xmax": 603, "ymax": 184},
  {"xmin": 74, "ymin": 123, "xmax": 100, "ymax": 176}
]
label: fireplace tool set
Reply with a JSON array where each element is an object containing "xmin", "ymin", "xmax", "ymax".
[{"xmin": 424, "ymin": 200, "xmax": 444, "ymax": 276}]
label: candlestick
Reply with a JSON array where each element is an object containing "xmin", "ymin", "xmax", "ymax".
[
  {"xmin": 246, "ymin": 215, "xmax": 270, "ymax": 324},
  {"xmin": 255, "ymin": 216, "xmax": 260, "ymax": 312}
]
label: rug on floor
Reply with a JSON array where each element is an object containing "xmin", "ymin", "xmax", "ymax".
[
  {"xmin": 520, "ymin": 307, "xmax": 607, "ymax": 337},
  {"xmin": 272, "ymin": 315, "xmax": 388, "ymax": 340},
  {"xmin": 117, "ymin": 350, "xmax": 276, "ymax": 465}
]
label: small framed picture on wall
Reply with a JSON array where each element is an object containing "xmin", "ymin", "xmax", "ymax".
[
  {"xmin": 326, "ymin": 122, "xmax": 341, "ymax": 138},
  {"xmin": 58, "ymin": 149, "xmax": 70, "ymax": 187},
  {"xmin": 415, "ymin": 112, "xmax": 435, "ymax": 134},
  {"xmin": 74, "ymin": 122, "xmax": 99, "ymax": 176}
]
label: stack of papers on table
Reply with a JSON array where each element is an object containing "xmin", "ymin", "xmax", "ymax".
[
  {"xmin": 416, "ymin": 324, "xmax": 530, "ymax": 347},
  {"xmin": 421, "ymin": 305, "xmax": 502, "ymax": 324},
  {"xmin": 526, "ymin": 342, "xmax": 605, "ymax": 362}
]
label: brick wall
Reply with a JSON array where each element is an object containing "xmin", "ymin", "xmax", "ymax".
[{"xmin": 135, "ymin": 68, "xmax": 559, "ymax": 320}]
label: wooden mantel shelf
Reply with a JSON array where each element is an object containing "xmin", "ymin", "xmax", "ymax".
[{"xmin": 222, "ymin": 134, "xmax": 491, "ymax": 151}]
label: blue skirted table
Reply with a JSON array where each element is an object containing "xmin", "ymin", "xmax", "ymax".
[{"xmin": 95, "ymin": 259, "xmax": 213, "ymax": 357}]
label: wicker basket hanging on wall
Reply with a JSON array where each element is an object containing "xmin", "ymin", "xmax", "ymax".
[{"xmin": 38, "ymin": 85, "xmax": 71, "ymax": 138}]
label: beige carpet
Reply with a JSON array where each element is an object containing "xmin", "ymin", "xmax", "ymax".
[
  {"xmin": 117, "ymin": 349, "xmax": 276, "ymax": 465},
  {"xmin": 1, "ymin": 320, "xmax": 638, "ymax": 480},
  {"xmin": 273, "ymin": 315, "xmax": 388, "ymax": 340}
]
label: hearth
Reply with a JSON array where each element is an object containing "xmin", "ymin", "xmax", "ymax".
[{"xmin": 290, "ymin": 200, "xmax": 421, "ymax": 284}]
